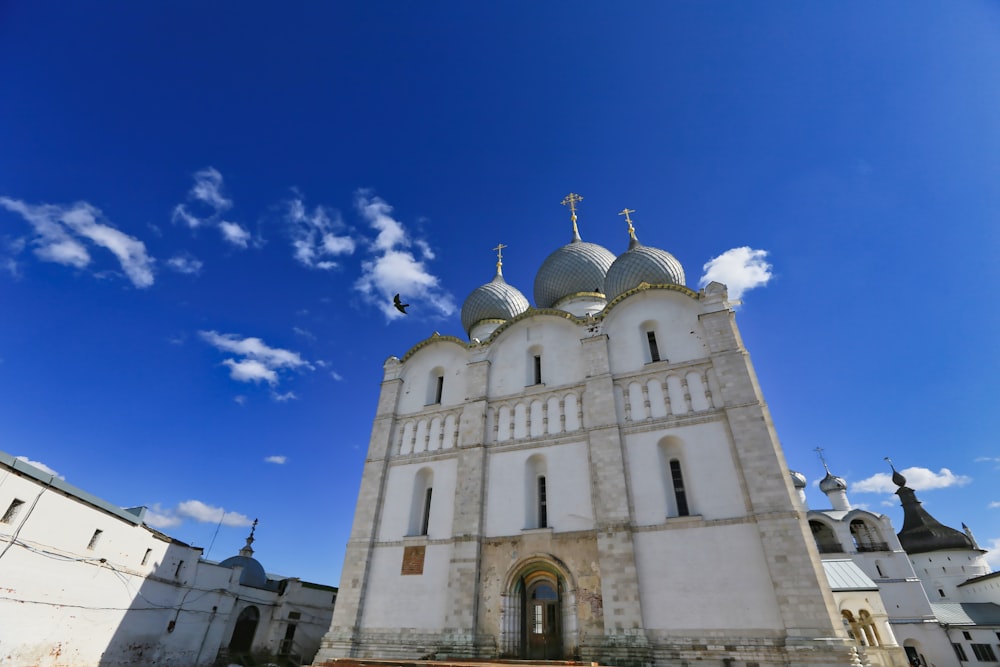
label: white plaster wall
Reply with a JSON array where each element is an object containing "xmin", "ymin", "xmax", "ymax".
[
  {"xmin": 909, "ymin": 549, "xmax": 992, "ymax": 602},
  {"xmin": 602, "ymin": 290, "xmax": 710, "ymax": 374},
  {"xmin": 360, "ymin": 543, "xmax": 453, "ymax": 630},
  {"xmin": 395, "ymin": 341, "xmax": 469, "ymax": 415},
  {"xmin": 486, "ymin": 317, "xmax": 587, "ymax": 398},
  {"xmin": 633, "ymin": 524, "xmax": 784, "ymax": 630},
  {"xmin": 378, "ymin": 458, "xmax": 458, "ymax": 541},
  {"xmin": 484, "ymin": 442, "xmax": 594, "ymax": 537},
  {"xmin": 625, "ymin": 421, "xmax": 746, "ymax": 525}
]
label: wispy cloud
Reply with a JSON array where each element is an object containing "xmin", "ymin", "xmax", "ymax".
[
  {"xmin": 284, "ymin": 195, "xmax": 356, "ymax": 269},
  {"xmin": 1, "ymin": 197, "xmax": 154, "ymax": 287},
  {"xmin": 145, "ymin": 500, "xmax": 253, "ymax": 529},
  {"xmin": 353, "ymin": 191, "xmax": 455, "ymax": 320},
  {"xmin": 698, "ymin": 247, "xmax": 772, "ymax": 301},
  {"xmin": 200, "ymin": 330, "xmax": 312, "ymax": 387},
  {"xmin": 234, "ymin": 395, "xmax": 247, "ymax": 406},
  {"xmin": 271, "ymin": 390, "xmax": 298, "ymax": 402},
  {"xmin": 989, "ymin": 501, "xmax": 1000, "ymax": 509},
  {"xmin": 985, "ymin": 538, "xmax": 1000, "ymax": 569},
  {"xmin": 166, "ymin": 254, "xmax": 203, "ymax": 275},
  {"xmin": 331, "ymin": 370, "xmax": 344, "ymax": 381},
  {"xmin": 264, "ymin": 455, "xmax": 287, "ymax": 465},
  {"xmin": 172, "ymin": 168, "xmax": 252, "ymax": 248},
  {"xmin": 852, "ymin": 467, "xmax": 971, "ymax": 493},
  {"xmin": 15, "ymin": 456, "xmax": 64, "ymax": 480},
  {"xmin": 292, "ymin": 326, "xmax": 315, "ymax": 340}
]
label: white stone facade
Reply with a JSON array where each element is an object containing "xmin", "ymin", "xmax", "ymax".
[
  {"xmin": 0, "ymin": 452, "xmax": 336, "ymax": 666},
  {"xmin": 316, "ymin": 273, "xmax": 873, "ymax": 667}
]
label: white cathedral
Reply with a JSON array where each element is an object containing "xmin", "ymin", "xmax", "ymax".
[{"xmin": 315, "ymin": 197, "xmax": 887, "ymax": 667}]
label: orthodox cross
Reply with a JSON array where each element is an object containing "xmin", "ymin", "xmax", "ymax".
[
  {"xmin": 814, "ymin": 447, "xmax": 831, "ymax": 473},
  {"xmin": 493, "ymin": 243, "xmax": 507, "ymax": 274},
  {"xmin": 618, "ymin": 207, "xmax": 636, "ymax": 239},
  {"xmin": 561, "ymin": 192, "xmax": 583, "ymax": 238}
]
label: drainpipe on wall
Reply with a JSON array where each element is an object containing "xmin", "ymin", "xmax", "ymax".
[{"xmin": 194, "ymin": 605, "xmax": 219, "ymax": 666}]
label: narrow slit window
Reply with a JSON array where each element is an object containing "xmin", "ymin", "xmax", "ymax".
[
  {"xmin": 141, "ymin": 548, "xmax": 152, "ymax": 565},
  {"xmin": 434, "ymin": 376, "xmax": 444, "ymax": 404},
  {"xmin": 647, "ymin": 331, "xmax": 660, "ymax": 362},
  {"xmin": 1, "ymin": 498, "xmax": 25, "ymax": 524},
  {"xmin": 669, "ymin": 459, "xmax": 689, "ymax": 516},
  {"xmin": 174, "ymin": 560, "xmax": 184, "ymax": 578},
  {"xmin": 420, "ymin": 487, "xmax": 433, "ymax": 535},
  {"xmin": 533, "ymin": 355, "xmax": 542, "ymax": 385},
  {"xmin": 87, "ymin": 529, "xmax": 103, "ymax": 550},
  {"xmin": 538, "ymin": 476, "xmax": 548, "ymax": 528}
]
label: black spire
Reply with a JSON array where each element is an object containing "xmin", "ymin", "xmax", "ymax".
[{"xmin": 889, "ymin": 461, "xmax": 973, "ymax": 555}]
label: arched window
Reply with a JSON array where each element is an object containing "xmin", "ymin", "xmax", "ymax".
[
  {"xmin": 640, "ymin": 321, "xmax": 663, "ymax": 364},
  {"xmin": 658, "ymin": 437, "xmax": 692, "ymax": 517},
  {"xmin": 850, "ymin": 519, "xmax": 887, "ymax": 552},
  {"xmin": 525, "ymin": 454, "xmax": 548, "ymax": 529},
  {"xmin": 841, "ymin": 610, "xmax": 860, "ymax": 644},
  {"xmin": 409, "ymin": 468, "xmax": 434, "ymax": 536},
  {"xmin": 229, "ymin": 605, "xmax": 260, "ymax": 654},
  {"xmin": 810, "ymin": 520, "xmax": 843, "ymax": 553},
  {"xmin": 527, "ymin": 345, "xmax": 543, "ymax": 386},
  {"xmin": 858, "ymin": 610, "xmax": 881, "ymax": 647},
  {"xmin": 427, "ymin": 367, "xmax": 445, "ymax": 405}
]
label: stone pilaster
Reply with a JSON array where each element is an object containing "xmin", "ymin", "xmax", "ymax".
[{"xmin": 314, "ymin": 366, "xmax": 403, "ymax": 662}]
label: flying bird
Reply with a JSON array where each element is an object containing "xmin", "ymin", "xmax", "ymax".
[{"xmin": 393, "ymin": 294, "xmax": 409, "ymax": 314}]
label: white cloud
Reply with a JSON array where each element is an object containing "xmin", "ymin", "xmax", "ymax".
[
  {"xmin": 271, "ymin": 390, "xmax": 298, "ymax": 402},
  {"xmin": 219, "ymin": 221, "xmax": 251, "ymax": 248},
  {"xmin": 331, "ymin": 370, "xmax": 344, "ymax": 381},
  {"xmin": 264, "ymin": 455, "xmax": 287, "ymax": 464},
  {"xmin": 292, "ymin": 326, "xmax": 315, "ymax": 340},
  {"xmin": 200, "ymin": 330, "xmax": 312, "ymax": 388},
  {"xmin": 354, "ymin": 191, "xmax": 455, "ymax": 320},
  {"xmin": 234, "ymin": 395, "xmax": 247, "ymax": 406},
  {"xmin": 852, "ymin": 467, "xmax": 972, "ymax": 494},
  {"xmin": 1, "ymin": 197, "xmax": 155, "ymax": 287},
  {"xmin": 145, "ymin": 499, "xmax": 252, "ymax": 529},
  {"xmin": 698, "ymin": 247, "xmax": 772, "ymax": 301},
  {"xmin": 172, "ymin": 168, "xmax": 249, "ymax": 249},
  {"xmin": 15, "ymin": 456, "xmax": 64, "ymax": 480},
  {"xmin": 166, "ymin": 254, "xmax": 203, "ymax": 275},
  {"xmin": 989, "ymin": 501, "xmax": 1000, "ymax": 509},
  {"xmin": 223, "ymin": 358, "xmax": 278, "ymax": 384},
  {"xmin": 985, "ymin": 538, "xmax": 1000, "ymax": 569},
  {"xmin": 284, "ymin": 196, "xmax": 356, "ymax": 269}
]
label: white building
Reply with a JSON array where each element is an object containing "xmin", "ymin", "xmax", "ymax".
[
  {"xmin": 796, "ymin": 463, "xmax": 1000, "ymax": 667},
  {"xmin": 0, "ymin": 450, "xmax": 336, "ymax": 666},
  {"xmin": 315, "ymin": 200, "xmax": 896, "ymax": 667}
]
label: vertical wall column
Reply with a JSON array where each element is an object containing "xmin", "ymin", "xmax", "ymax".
[
  {"xmin": 315, "ymin": 362, "xmax": 404, "ymax": 661},
  {"xmin": 439, "ymin": 359, "xmax": 491, "ymax": 656},
  {"xmin": 698, "ymin": 283, "xmax": 848, "ymax": 645},
  {"xmin": 579, "ymin": 335, "xmax": 649, "ymax": 649}
]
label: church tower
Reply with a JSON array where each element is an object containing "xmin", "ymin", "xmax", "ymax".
[{"xmin": 315, "ymin": 197, "xmax": 860, "ymax": 667}]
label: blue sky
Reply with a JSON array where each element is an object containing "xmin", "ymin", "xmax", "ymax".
[{"xmin": 2, "ymin": 3, "xmax": 999, "ymax": 585}]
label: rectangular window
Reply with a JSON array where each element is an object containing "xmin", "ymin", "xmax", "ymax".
[
  {"xmin": 533, "ymin": 604, "xmax": 543, "ymax": 634},
  {"xmin": 420, "ymin": 488, "xmax": 433, "ymax": 536},
  {"xmin": 670, "ymin": 459, "xmax": 690, "ymax": 517},
  {"xmin": 141, "ymin": 548, "xmax": 152, "ymax": 565},
  {"xmin": 971, "ymin": 644, "xmax": 996, "ymax": 661},
  {"xmin": 953, "ymin": 643, "xmax": 968, "ymax": 662},
  {"xmin": 1, "ymin": 498, "xmax": 25, "ymax": 524},
  {"xmin": 538, "ymin": 476, "xmax": 548, "ymax": 528},
  {"xmin": 965, "ymin": 632, "xmax": 973, "ymax": 640},
  {"xmin": 647, "ymin": 331, "xmax": 660, "ymax": 362},
  {"xmin": 434, "ymin": 376, "xmax": 444, "ymax": 403},
  {"xmin": 87, "ymin": 529, "xmax": 103, "ymax": 550},
  {"xmin": 533, "ymin": 355, "xmax": 542, "ymax": 385}
]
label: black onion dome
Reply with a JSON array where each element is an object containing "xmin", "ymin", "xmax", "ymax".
[
  {"xmin": 895, "ymin": 480, "xmax": 974, "ymax": 554},
  {"xmin": 604, "ymin": 236, "xmax": 686, "ymax": 302},
  {"xmin": 533, "ymin": 239, "xmax": 615, "ymax": 309},
  {"xmin": 461, "ymin": 272, "xmax": 530, "ymax": 335}
]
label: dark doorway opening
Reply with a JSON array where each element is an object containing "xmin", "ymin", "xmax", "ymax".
[
  {"xmin": 228, "ymin": 605, "xmax": 260, "ymax": 654},
  {"xmin": 523, "ymin": 578, "xmax": 561, "ymax": 659}
]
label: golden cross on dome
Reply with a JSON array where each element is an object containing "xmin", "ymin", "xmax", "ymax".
[
  {"xmin": 618, "ymin": 208, "xmax": 636, "ymax": 239},
  {"xmin": 492, "ymin": 243, "xmax": 507, "ymax": 273},
  {"xmin": 561, "ymin": 192, "xmax": 583, "ymax": 239}
]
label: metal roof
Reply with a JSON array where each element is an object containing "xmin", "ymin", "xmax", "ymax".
[
  {"xmin": 822, "ymin": 559, "xmax": 879, "ymax": 591},
  {"xmin": 931, "ymin": 603, "xmax": 1000, "ymax": 626}
]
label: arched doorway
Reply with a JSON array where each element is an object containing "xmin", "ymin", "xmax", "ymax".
[
  {"xmin": 524, "ymin": 571, "xmax": 561, "ymax": 659},
  {"xmin": 228, "ymin": 605, "xmax": 260, "ymax": 654},
  {"xmin": 500, "ymin": 556, "xmax": 577, "ymax": 660}
]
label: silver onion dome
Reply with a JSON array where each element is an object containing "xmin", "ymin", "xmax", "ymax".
[
  {"xmin": 818, "ymin": 471, "xmax": 848, "ymax": 493},
  {"xmin": 461, "ymin": 269, "xmax": 530, "ymax": 336},
  {"xmin": 604, "ymin": 233, "xmax": 686, "ymax": 302},
  {"xmin": 533, "ymin": 239, "xmax": 616, "ymax": 309}
]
